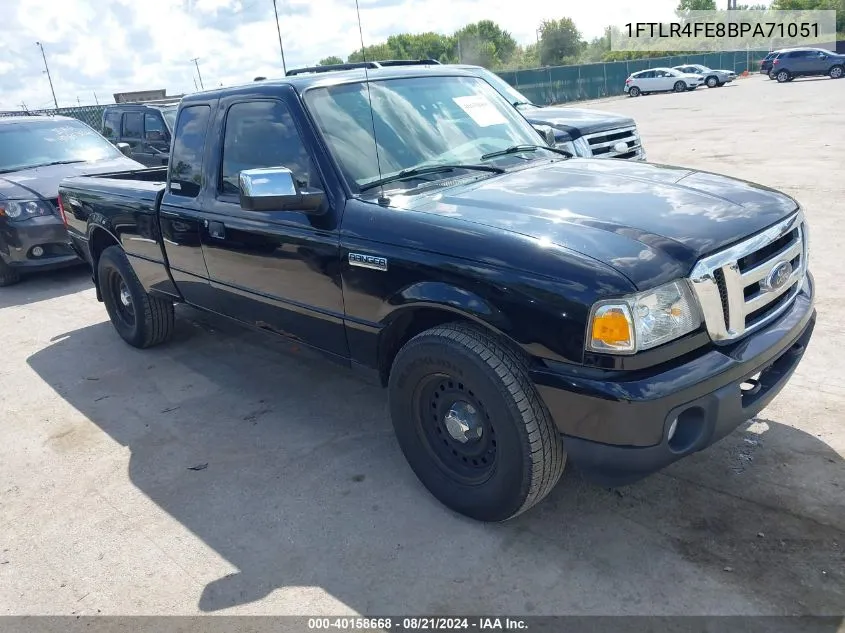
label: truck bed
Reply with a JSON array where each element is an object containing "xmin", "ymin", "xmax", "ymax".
[{"xmin": 60, "ymin": 167, "xmax": 167, "ymax": 208}]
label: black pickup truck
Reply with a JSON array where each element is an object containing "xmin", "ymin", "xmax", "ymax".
[{"xmin": 59, "ymin": 66, "xmax": 815, "ymax": 522}]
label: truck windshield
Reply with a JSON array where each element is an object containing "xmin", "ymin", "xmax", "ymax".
[
  {"xmin": 0, "ymin": 119, "xmax": 121, "ymax": 173},
  {"xmin": 472, "ymin": 68, "xmax": 534, "ymax": 106},
  {"xmin": 303, "ymin": 75, "xmax": 554, "ymax": 192},
  {"xmin": 160, "ymin": 106, "xmax": 177, "ymax": 131}
]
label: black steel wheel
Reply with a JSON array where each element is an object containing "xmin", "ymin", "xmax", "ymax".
[
  {"xmin": 98, "ymin": 245, "xmax": 174, "ymax": 348},
  {"xmin": 389, "ymin": 322, "xmax": 566, "ymax": 522}
]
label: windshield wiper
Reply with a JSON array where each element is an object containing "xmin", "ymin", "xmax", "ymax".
[
  {"xmin": 35, "ymin": 160, "xmax": 87, "ymax": 167},
  {"xmin": 481, "ymin": 144, "xmax": 572, "ymax": 160},
  {"xmin": 359, "ymin": 163, "xmax": 504, "ymax": 192}
]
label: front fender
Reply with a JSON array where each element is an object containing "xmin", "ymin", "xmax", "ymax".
[{"xmin": 380, "ymin": 281, "xmax": 511, "ymax": 332}]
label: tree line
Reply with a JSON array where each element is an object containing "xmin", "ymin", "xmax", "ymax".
[{"xmin": 316, "ymin": 0, "xmax": 843, "ymax": 71}]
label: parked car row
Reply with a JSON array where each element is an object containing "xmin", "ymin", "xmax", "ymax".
[
  {"xmin": 760, "ymin": 47, "xmax": 845, "ymax": 83},
  {"xmin": 624, "ymin": 64, "xmax": 736, "ymax": 97}
]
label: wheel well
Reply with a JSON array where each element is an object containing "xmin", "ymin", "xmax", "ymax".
[
  {"xmin": 89, "ymin": 228, "xmax": 120, "ymax": 298},
  {"xmin": 378, "ymin": 308, "xmax": 475, "ymax": 387}
]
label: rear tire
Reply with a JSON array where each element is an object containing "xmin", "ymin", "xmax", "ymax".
[
  {"xmin": 776, "ymin": 70, "xmax": 790, "ymax": 83},
  {"xmin": 830, "ymin": 65, "xmax": 844, "ymax": 79},
  {"xmin": 97, "ymin": 245, "xmax": 174, "ymax": 348},
  {"xmin": 0, "ymin": 257, "xmax": 21, "ymax": 287},
  {"xmin": 628, "ymin": 86, "xmax": 641, "ymax": 97},
  {"xmin": 706, "ymin": 75, "xmax": 719, "ymax": 87},
  {"xmin": 673, "ymin": 81, "xmax": 686, "ymax": 92},
  {"xmin": 388, "ymin": 323, "xmax": 566, "ymax": 522}
]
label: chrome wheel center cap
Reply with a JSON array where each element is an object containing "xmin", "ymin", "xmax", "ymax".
[
  {"xmin": 443, "ymin": 401, "xmax": 482, "ymax": 444},
  {"xmin": 119, "ymin": 284, "xmax": 132, "ymax": 307}
]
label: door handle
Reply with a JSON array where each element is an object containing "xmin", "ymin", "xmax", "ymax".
[{"xmin": 208, "ymin": 220, "xmax": 226, "ymax": 240}]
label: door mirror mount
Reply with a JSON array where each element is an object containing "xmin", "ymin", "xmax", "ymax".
[
  {"xmin": 116, "ymin": 142, "xmax": 132, "ymax": 157},
  {"xmin": 239, "ymin": 167, "xmax": 325, "ymax": 214}
]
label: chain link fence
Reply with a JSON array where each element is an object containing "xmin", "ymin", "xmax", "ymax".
[
  {"xmin": 0, "ymin": 105, "xmax": 106, "ymax": 129},
  {"xmin": 497, "ymin": 50, "xmax": 768, "ymax": 105}
]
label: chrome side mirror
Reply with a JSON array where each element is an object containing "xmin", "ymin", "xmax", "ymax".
[
  {"xmin": 532, "ymin": 124, "xmax": 556, "ymax": 147},
  {"xmin": 238, "ymin": 167, "xmax": 325, "ymax": 214},
  {"xmin": 116, "ymin": 142, "xmax": 132, "ymax": 157}
]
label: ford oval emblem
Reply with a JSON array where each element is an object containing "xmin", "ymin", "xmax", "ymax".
[
  {"xmin": 613, "ymin": 141, "xmax": 629, "ymax": 153},
  {"xmin": 761, "ymin": 260, "xmax": 793, "ymax": 293}
]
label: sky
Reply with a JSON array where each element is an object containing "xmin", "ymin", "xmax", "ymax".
[{"xmin": 0, "ymin": 0, "xmax": 678, "ymax": 111}]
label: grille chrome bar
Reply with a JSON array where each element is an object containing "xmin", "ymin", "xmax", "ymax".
[
  {"xmin": 583, "ymin": 126, "xmax": 643, "ymax": 159},
  {"xmin": 689, "ymin": 211, "xmax": 806, "ymax": 342}
]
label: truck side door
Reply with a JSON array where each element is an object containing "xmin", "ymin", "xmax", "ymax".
[
  {"xmin": 158, "ymin": 102, "xmax": 215, "ymax": 307},
  {"xmin": 120, "ymin": 112, "xmax": 150, "ymax": 166},
  {"xmin": 143, "ymin": 112, "xmax": 171, "ymax": 166},
  {"xmin": 195, "ymin": 90, "xmax": 347, "ymax": 358}
]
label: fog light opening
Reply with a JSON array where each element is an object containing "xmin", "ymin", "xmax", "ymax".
[
  {"xmin": 32, "ymin": 246, "xmax": 44, "ymax": 257},
  {"xmin": 668, "ymin": 407, "xmax": 706, "ymax": 453}
]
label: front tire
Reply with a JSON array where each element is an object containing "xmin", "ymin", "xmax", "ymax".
[
  {"xmin": 776, "ymin": 70, "xmax": 790, "ymax": 83},
  {"xmin": 388, "ymin": 323, "xmax": 566, "ymax": 522},
  {"xmin": 97, "ymin": 245, "xmax": 174, "ymax": 348},
  {"xmin": 0, "ymin": 257, "xmax": 21, "ymax": 287},
  {"xmin": 674, "ymin": 81, "xmax": 687, "ymax": 92},
  {"xmin": 830, "ymin": 65, "xmax": 844, "ymax": 79},
  {"xmin": 706, "ymin": 75, "xmax": 719, "ymax": 87},
  {"xmin": 628, "ymin": 86, "xmax": 641, "ymax": 97}
]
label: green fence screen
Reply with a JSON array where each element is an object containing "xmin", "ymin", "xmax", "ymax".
[
  {"xmin": 497, "ymin": 50, "xmax": 768, "ymax": 105},
  {"xmin": 0, "ymin": 50, "xmax": 768, "ymax": 127}
]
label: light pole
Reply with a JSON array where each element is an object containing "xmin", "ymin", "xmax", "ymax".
[
  {"xmin": 272, "ymin": 0, "xmax": 287, "ymax": 74},
  {"xmin": 36, "ymin": 41, "xmax": 59, "ymax": 109},
  {"xmin": 191, "ymin": 57, "xmax": 205, "ymax": 90}
]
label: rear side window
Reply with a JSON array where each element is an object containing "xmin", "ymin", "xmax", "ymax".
[
  {"xmin": 144, "ymin": 113, "xmax": 166, "ymax": 140},
  {"xmin": 103, "ymin": 111, "xmax": 121, "ymax": 139},
  {"xmin": 169, "ymin": 105, "xmax": 211, "ymax": 198},
  {"xmin": 122, "ymin": 112, "xmax": 142, "ymax": 138}
]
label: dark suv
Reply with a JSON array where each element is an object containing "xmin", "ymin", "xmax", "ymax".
[
  {"xmin": 760, "ymin": 50, "xmax": 784, "ymax": 76},
  {"xmin": 101, "ymin": 103, "xmax": 178, "ymax": 167},
  {"xmin": 770, "ymin": 48, "xmax": 845, "ymax": 82}
]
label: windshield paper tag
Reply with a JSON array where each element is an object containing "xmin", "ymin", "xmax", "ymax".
[{"xmin": 452, "ymin": 95, "xmax": 507, "ymax": 127}]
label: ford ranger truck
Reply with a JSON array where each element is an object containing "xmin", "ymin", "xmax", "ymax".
[{"xmin": 58, "ymin": 66, "xmax": 815, "ymax": 522}]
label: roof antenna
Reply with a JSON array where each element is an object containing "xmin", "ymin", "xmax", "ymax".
[{"xmin": 354, "ymin": 0, "xmax": 387, "ymax": 205}]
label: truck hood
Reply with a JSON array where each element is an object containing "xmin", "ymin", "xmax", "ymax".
[
  {"xmin": 409, "ymin": 158, "xmax": 799, "ymax": 289},
  {"xmin": 0, "ymin": 156, "xmax": 142, "ymax": 201},
  {"xmin": 518, "ymin": 105, "xmax": 636, "ymax": 139}
]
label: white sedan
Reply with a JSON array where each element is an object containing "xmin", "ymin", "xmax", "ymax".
[
  {"xmin": 673, "ymin": 64, "xmax": 737, "ymax": 87},
  {"xmin": 624, "ymin": 67, "xmax": 705, "ymax": 97}
]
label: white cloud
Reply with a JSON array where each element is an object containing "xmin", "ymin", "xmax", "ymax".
[{"xmin": 0, "ymin": 0, "xmax": 675, "ymax": 111}]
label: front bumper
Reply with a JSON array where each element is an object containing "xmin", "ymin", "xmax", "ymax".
[
  {"xmin": 0, "ymin": 215, "xmax": 81, "ymax": 271},
  {"xmin": 531, "ymin": 273, "xmax": 815, "ymax": 486}
]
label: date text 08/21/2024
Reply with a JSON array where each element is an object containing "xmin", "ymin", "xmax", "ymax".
[{"xmin": 306, "ymin": 617, "xmax": 529, "ymax": 630}]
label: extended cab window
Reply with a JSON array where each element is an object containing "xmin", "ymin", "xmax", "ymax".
[
  {"xmin": 169, "ymin": 105, "xmax": 211, "ymax": 198},
  {"xmin": 220, "ymin": 100, "xmax": 316, "ymax": 195},
  {"xmin": 103, "ymin": 111, "xmax": 121, "ymax": 139},
  {"xmin": 122, "ymin": 112, "xmax": 142, "ymax": 139}
]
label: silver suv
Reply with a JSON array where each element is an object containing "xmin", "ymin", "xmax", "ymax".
[{"xmin": 770, "ymin": 48, "xmax": 845, "ymax": 82}]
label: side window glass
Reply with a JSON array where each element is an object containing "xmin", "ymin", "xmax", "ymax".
[
  {"xmin": 122, "ymin": 113, "xmax": 142, "ymax": 139},
  {"xmin": 169, "ymin": 105, "xmax": 211, "ymax": 198},
  {"xmin": 220, "ymin": 100, "xmax": 318, "ymax": 196},
  {"xmin": 103, "ymin": 111, "xmax": 121, "ymax": 139},
  {"xmin": 144, "ymin": 113, "xmax": 166, "ymax": 141}
]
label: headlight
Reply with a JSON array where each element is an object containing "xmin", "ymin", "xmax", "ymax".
[
  {"xmin": 587, "ymin": 280, "xmax": 702, "ymax": 354},
  {"xmin": 0, "ymin": 199, "xmax": 55, "ymax": 221}
]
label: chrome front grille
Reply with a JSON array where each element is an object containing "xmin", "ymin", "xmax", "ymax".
[
  {"xmin": 689, "ymin": 212, "xmax": 807, "ymax": 342},
  {"xmin": 583, "ymin": 126, "xmax": 644, "ymax": 160}
]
